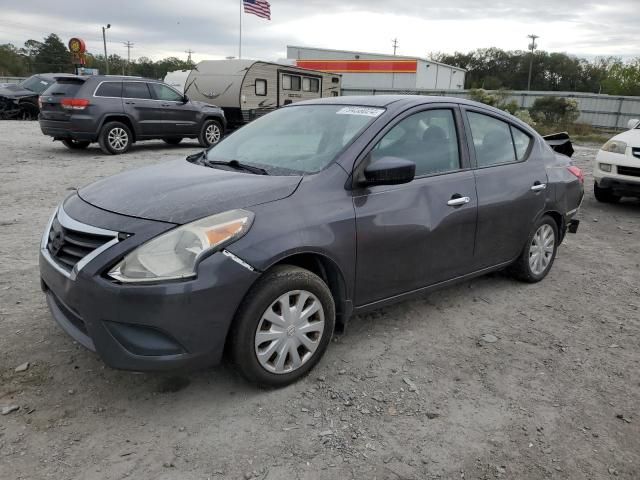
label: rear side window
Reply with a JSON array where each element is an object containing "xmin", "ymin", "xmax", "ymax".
[
  {"xmin": 123, "ymin": 82, "xmax": 151, "ymax": 99},
  {"xmin": 43, "ymin": 79, "xmax": 84, "ymax": 97},
  {"xmin": 467, "ymin": 112, "xmax": 517, "ymax": 167},
  {"xmin": 149, "ymin": 83, "xmax": 183, "ymax": 102},
  {"xmin": 511, "ymin": 127, "xmax": 532, "ymax": 160},
  {"xmin": 95, "ymin": 82, "xmax": 122, "ymax": 97}
]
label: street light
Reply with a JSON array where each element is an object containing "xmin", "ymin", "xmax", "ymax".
[
  {"xmin": 527, "ymin": 34, "xmax": 539, "ymax": 91},
  {"xmin": 102, "ymin": 24, "xmax": 111, "ymax": 75}
]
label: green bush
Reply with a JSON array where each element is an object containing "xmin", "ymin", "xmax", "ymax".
[
  {"xmin": 529, "ymin": 97, "xmax": 579, "ymax": 126},
  {"xmin": 468, "ymin": 88, "xmax": 519, "ymax": 115}
]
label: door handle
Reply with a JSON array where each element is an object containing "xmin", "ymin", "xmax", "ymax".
[
  {"xmin": 161, "ymin": 103, "xmax": 171, "ymax": 107},
  {"xmin": 531, "ymin": 182, "xmax": 547, "ymax": 192},
  {"xmin": 124, "ymin": 101, "xmax": 136, "ymax": 105},
  {"xmin": 447, "ymin": 196, "xmax": 471, "ymax": 206}
]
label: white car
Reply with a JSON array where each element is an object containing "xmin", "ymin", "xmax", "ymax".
[{"xmin": 593, "ymin": 119, "xmax": 640, "ymax": 202}]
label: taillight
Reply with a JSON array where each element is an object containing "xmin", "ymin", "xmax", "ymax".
[
  {"xmin": 567, "ymin": 165, "xmax": 584, "ymax": 184},
  {"xmin": 61, "ymin": 98, "xmax": 90, "ymax": 110}
]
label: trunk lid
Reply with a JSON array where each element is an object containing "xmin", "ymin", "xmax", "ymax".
[{"xmin": 39, "ymin": 77, "xmax": 87, "ymax": 121}]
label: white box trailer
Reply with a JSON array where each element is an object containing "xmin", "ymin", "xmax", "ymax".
[{"xmin": 171, "ymin": 59, "xmax": 341, "ymax": 127}]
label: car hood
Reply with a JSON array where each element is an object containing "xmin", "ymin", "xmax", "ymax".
[
  {"xmin": 609, "ymin": 128, "xmax": 640, "ymax": 146},
  {"xmin": 0, "ymin": 84, "xmax": 35, "ymax": 99},
  {"xmin": 78, "ymin": 159, "xmax": 302, "ymax": 224}
]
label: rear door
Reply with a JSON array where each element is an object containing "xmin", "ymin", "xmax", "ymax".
[
  {"xmin": 462, "ymin": 108, "xmax": 547, "ymax": 269},
  {"xmin": 353, "ymin": 105, "xmax": 478, "ymax": 306},
  {"xmin": 148, "ymin": 82, "xmax": 199, "ymax": 136},
  {"xmin": 122, "ymin": 81, "xmax": 165, "ymax": 137},
  {"xmin": 39, "ymin": 77, "xmax": 86, "ymax": 122}
]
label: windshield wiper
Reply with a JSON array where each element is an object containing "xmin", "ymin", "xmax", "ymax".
[{"xmin": 203, "ymin": 159, "xmax": 269, "ymax": 175}]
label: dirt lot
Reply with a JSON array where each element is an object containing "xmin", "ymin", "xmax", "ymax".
[{"xmin": 0, "ymin": 120, "xmax": 638, "ymax": 480}]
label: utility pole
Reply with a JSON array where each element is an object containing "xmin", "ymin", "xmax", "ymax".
[
  {"xmin": 185, "ymin": 49, "xmax": 195, "ymax": 66},
  {"xmin": 527, "ymin": 34, "xmax": 539, "ymax": 91},
  {"xmin": 102, "ymin": 24, "xmax": 111, "ymax": 75},
  {"xmin": 392, "ymin": 38, "xmax": 399, "ymax": 55},
  {"xmin": 123, "ymin": 41, "xmax": 134, "ymax": 75}
]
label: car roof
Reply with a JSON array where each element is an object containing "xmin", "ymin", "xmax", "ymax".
[
  {"xmin": 50, "ymin": 74, "xmax": 159, "ymax": 83},
  {"xmin": 296, "ymin": 94, "xmax": 501, "ymax": 111}
]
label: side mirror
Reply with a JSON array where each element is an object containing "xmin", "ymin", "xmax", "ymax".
[
  {"xmin": 362, "ymin": 156, "xmax": 416, "ymax": 186},
  {"xmin": 628, "ymin": 118, "xmax": 639, "ymax": 130},
  {"xmin": 182, "ymin": 94, "xmax": 189, "ymax": 104}
]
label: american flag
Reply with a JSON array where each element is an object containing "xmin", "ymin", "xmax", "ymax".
[{"xmin": 243, "ymin": 0, "xmax": 271, "ymax": 20}]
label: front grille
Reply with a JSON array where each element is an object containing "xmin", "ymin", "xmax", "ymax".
[
  {"xmin": 617, "ymin": 166, "xmax": 640, "ymax": 178},
  {"xmin": 46, "ymin": 216, "xmax": 113, "ymax": 272}
]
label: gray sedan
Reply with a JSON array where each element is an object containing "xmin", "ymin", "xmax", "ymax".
[{"xmin": 39, "ymin": 95, "xmax": 584, "ymax": 386}]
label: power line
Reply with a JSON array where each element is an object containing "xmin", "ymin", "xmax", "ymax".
[
  {"xmin": 527, "ymin": 34, "xmax": 539, "ymax": 91},
  {"xmin": 392, "ymin": 38, "xmax": 399, "ymax": 56},
  {"xmin": 185, "ymin": 49, "xmax": 195, "ymax": 64},
  {"xmin": 123, "ymin": 41, "xmax": 134, "ymax": 74}
]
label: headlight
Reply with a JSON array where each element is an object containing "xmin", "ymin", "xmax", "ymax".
[
  {"xmin": 601, "ymin": 140, "xmax": 627, "ymax": 155},
  {"xmin": 109, "ymin": 209, "xmax": 254, "ymax": 283},
  {"xmin": 599, "ymin": 163, "xmax": 612, "ymax": 172}
]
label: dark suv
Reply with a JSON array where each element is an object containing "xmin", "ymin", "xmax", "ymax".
[{"xmin": 38, "ymin": 75, "xmax": 226, "ymax": 154}]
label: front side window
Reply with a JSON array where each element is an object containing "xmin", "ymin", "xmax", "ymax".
[
  {"xmin": 255, "ymin": 79, "xmax": 267, "ymax": 96},
  {"xmin": 123, "ymin": 82, "xmax": 151, "ymax": 99},
  {"xmin": 206, "ymin": 105, "xmax": 383, "ymax": 175},
  {"xmin": 95, "ymin": 82, "xmax": 122, "ymax": 97},
  {"xmin": 467, "ymin": 112, "xmax": 517, "ymax": 167},
  {"xmin": 371, "ymin": 109, "xmax": 461, "ymax": 177},
  {"xmin": 149, "ymin": 83, "xmax": 183, "ymax": 102}
]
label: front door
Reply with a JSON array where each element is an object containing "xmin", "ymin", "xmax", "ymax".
[
  {"xmin": 353, "ymin": 106, "xmax": 478, "ymax": 306},
  {"xmin": 148, "ymin": 82, "xmax": 199, "ymax": 136},
  {"xmin": 462, "ymin": 108, "xmax": 548, "ymax": 268},
  {"xmin": 122, "ymin": 81, "xmax": 166, "ymax": 137}
]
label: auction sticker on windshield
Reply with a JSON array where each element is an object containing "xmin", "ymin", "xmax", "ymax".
[{"xmin": 336, "ymin": 106, "xmax": 384, "ymax": 117}]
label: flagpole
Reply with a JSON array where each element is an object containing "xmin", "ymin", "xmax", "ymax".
[{"xmin": 239, "ymin": 0, "xmax": 242, "ymax": 59}]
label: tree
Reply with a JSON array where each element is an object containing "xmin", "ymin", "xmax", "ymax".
[
  {"xmin": 32, "ymin": 34, "xmax": 72, "ymax": 73},
  {"xmin": 530, "ymin": 97, "xmax": 579, "ymax": 126},
  {"xmin": 0, "ymin": 44, "xmax": 29, "ymax": 76},
  {"xmin": 601, "ymin": 59, "xmax": 640, "ymax": 96}
]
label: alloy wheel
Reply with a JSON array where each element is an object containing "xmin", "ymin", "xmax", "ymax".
[
  {"xmin": 206, "ymin": 124, "xmax": 221, "ymax": 144},
  {"xmin": 108, "ymin": 127, "xmax": 129, "ymax": 151},
  {"xmin": 528, "ymin": 224, "xmax": 555, "ymax": 275},
  {"xmin": 254, "ymin": 290, "xmax": 325, "ymax": 374}
]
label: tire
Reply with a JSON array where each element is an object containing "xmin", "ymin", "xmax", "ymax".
[
  {"xmin": 508, "ymin": 215, "xmax": 559, "ymax": 283},
  {"xmin": 229, "ymin": 265, "xmax": 335, "ymax": 387},
  {"xmin": 594, "ymin": 182, "xmax": 620, "ymax": 203},
  {"xmin": 162, "ymin": 137, "xmax": 183, "ymax": 145},
  {"xmin": 61, "ymin": 139, "xmax": 90, "ymax": 150},
  {"xmin": 198, "ymin": 119, "xmax": 223, "ymax": 148},
  {"xmin": 98, "ymin": 121, "xmax": 132, "ymax": 155}
]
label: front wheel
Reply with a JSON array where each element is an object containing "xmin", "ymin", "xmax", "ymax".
[
  {"xmin": 594, "ymin": 182, "xmax": 620, "ymax": 203},
  {"xmin": 508, "ymin": 215, "xmax": 558, "ymax": 283},
  {"xmin": 198, "ymin": 119, "xmax": 223, "ymax": 148},
  {"xmin": 61, "ymin": 139, "xmax": 90, "ymax": 150},
  {"xmin": 229, "ymin": 266, "xmax": 335, "ymax": 387}
]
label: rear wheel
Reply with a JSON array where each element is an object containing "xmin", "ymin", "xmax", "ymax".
[
  {"xmin": 162, "ymin": 137, "xmax": 183, "ymax": 145},
  {"xmin": 98, "ymin": 121, "xmax": 132, "ymax": 155},
  {"xmin": 508, "ymin": 215, "xmax": 558, "ymax": 283},
  {"xmin": 594, "ymin": 182, "xmax": 620, "ymax": 203},
  {"xmin": 61, "ymin": 139, "xmax": 90, "ymax": 150},
  {"xmin": 229, "ymin": 265, "xmax": 335, "ymax": 387},
  {"xmin": 198, "ymin": 119, "xmax": 223, "ymax": 148}
]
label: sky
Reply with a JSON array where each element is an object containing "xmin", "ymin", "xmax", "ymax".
[{"xmin": 0, "ymin": 0, "xmax": 638, "ymax": 63}]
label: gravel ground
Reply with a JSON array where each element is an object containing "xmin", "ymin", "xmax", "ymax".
[{"xmin": 0, "ymin": 120, "xmax": 639, "ymax": 480}]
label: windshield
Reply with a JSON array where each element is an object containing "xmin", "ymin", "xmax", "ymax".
[
  {"xmin": 205, "ymin": 104, "xmax": 384, "ymax": 175},
  {"xmin": 19, "ymin": 76, "xmax": 54, "ymax": 94}
]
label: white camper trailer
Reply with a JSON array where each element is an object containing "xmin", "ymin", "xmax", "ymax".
[{"xmin": 174, "ymin": 60, "xmax": 341, "ymax": 127}]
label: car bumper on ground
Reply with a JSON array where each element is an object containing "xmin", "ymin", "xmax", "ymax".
[{"xmin": 39, "ymin": 199, "xmax": 260, "ymax": 372}]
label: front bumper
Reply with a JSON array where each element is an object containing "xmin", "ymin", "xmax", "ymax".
[{"xmin": 39, "ymin": 197, "xmax": 260, "ymax": 371}]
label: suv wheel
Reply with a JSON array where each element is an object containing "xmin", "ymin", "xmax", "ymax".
[
  {"xmin": 594, "ymin": 182, "xmax": 620, "ymax": 203},
  {"xmin": 508, "ymin": 215, "xmax": 558, "ymax": 283},
  {"xmin": 198, "ymin": 119, "xmax": 223, "ymax": 148},
  {"xmin": 62, "ymin": 139, "xmax": 90, "ymax": 150},
  {"xmin": 229, "ymin": 265, "xmax": 335, "ymax": 387},
  {"xmin": 99, "ymin": 121, "xmax": 132, "ymax": 155},
  {"xmin": 162, "ymin": 137, "xmax": 183, "ymax": 145}
]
